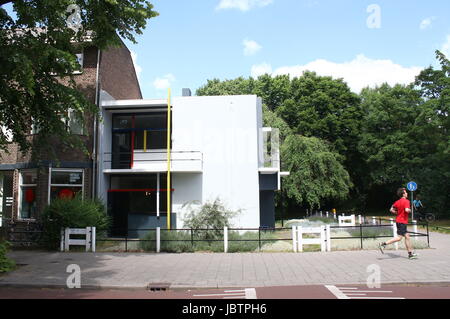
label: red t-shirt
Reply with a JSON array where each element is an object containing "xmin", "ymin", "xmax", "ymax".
[{"xmin": 393, "ymin": 198, "xmax": 410, "ymax": 224}]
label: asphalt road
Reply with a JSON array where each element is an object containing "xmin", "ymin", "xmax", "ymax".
[{"xmin": 1, "ymin": 283, "xmax": 450, "ymax": 299}]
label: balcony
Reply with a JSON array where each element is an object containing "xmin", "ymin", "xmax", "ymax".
[
  {"xmin": 102, "ymin": 150, "xmax": 203, "ymax": 174},
  {"xmin": 259, "ymin": 127, "xmax": 280, "ymax": 174}
]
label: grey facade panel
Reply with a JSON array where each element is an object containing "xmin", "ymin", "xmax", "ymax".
[
  {"xmin": 259, "ymin": 173, "xmax": 277, "ymax": 191},
  {"xmin": 259, "ymin": 190, "xmax": 275, "ymax": 228}
]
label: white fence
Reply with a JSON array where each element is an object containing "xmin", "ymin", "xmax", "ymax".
[
  {"xmin": 338, "ymin": 215, "xmax": 356, "ymax": 226},
  {"xmin": 60, "ymin": 227, "xmax": 96, "ymax": 252},
  {"xmin": 292, "ymin": 225, "xmax": 331, "ymax": 252}
]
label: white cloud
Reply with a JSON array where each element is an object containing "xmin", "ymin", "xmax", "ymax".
[
  {"xmin": 255, "ymin": 55, "xmax": 423, "ymax": 93},
  {"xmin": 130, "ymin": 50, "xmax": 142, "ymax": 79},
  {"xmin": 153, "ymin": 74, "xmax": 176, "ymax": 90},
  {"xmin": 216, "ymin": 0, "xmax": 273, "ymax": 12},
  {"xmin": 419, "ymin": 17, "xmax": 435, "ymax": 30},
  {"xmin": 441, "ymin": 35, "xmax": 450, "ymax": 57},
  {"xmin": 243, "ymin": 39, "xmax": 262, "ymax": 56},
  {"xmin": 251, "ymin": 62, "xmax": 272, "ymax": 78}
]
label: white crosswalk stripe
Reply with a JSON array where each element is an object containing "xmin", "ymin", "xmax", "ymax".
[
  {"xmin": 193, "ymin": 288, "xmax": 257, "ymax": 299},
  {"xmin": 325, "ymin": 285, "xmax": 405, "ymax": 299}
]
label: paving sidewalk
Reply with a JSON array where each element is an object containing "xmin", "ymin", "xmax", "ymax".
[{"xmin": 1, "ymin": 231, "xmax": 449, "ymax": 290}]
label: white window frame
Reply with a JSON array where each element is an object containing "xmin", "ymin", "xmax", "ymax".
[
  {"xmin": 18, "ymin": 169, "xmax": 38, "ymax": 221},
  {"xmin": 74, "ymin": 52, "xmax": 84, "ymax": 74},
  {"xmin": 48, "ymin": 168, "xmax": 85, "ymax": 204}
]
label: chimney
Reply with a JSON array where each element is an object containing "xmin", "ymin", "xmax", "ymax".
[{"xmin": 182, "ymin": 88, "xmax": 192, "ymax": 97}]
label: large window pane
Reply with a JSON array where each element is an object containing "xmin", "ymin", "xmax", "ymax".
[
  {"xmin": 113, "ymin": 115, "xmax": 133, "ymax": 129},
  {"xmin": 50, "ymin": 170, "xmax": 83, "ymax": 203},
  {"xmin": 21, "ymin": 171, "xmax": 37, "ymax": 185},
  {"xmin": 51, "ymin": 171, "xmax": 83, "ymax": 185},
  {"xmin": 111, "ymin": 175, "xmax": 157, "ymax": 190},
  {"xmin": 50, "ymin": 186, "xmax": 83, "ymax": 200},
  {"xmin": 20, "ymin": 186, "xmax": 37, "ymax": 219}
]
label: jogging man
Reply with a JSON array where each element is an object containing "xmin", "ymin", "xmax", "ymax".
[{"xmin": 379, "ymin": 187, "xmax": 418, "ymax": 259}]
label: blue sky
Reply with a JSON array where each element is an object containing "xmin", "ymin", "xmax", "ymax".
[
  {"xmin": 5, "ymin": 1, "xmax": 450, "ymax": 98},
  {"xmin": 127, "ymin": 0, "xmax": 450, "ymax": 98}
]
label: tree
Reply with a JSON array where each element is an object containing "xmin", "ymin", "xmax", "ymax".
[
  {"xmin": 276, "ymin": 71, "xmax": 362, "ymax": 156},
  {"xmin": 412, "ymin": 50, "xmax": 450, "ymax": 216},
  {"xmin": 0, "ymin": 0, "xmax": 158, "ymax": 154},
  {"xmin": 281, "ymin": 134, "xmax": 352, "ymax": 210}
]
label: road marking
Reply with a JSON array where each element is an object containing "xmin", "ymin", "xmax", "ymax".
[
  {"xmin": 193, "ymin": 288, "xmax": 257, "ymax": 299},
  {"xmin": 325, "ymin": 285, "xmax": 405, "ymax": 300},
  {"xmin": 325, "ymin": 285, "xmax": 350, "ymax": 299},
  {"xmin": 350, "ymin": 297, "xmax": 405, "ymax": 299},
  {"xmin": 245, "ymin": 288, "xmax": 257, "ymax": 299},
  {"xmin": 193, "ymin": 293, "xmax": 244, "ymax": 297},
  {"xmin": 342, "ymin": 290, "xmax": 394, "ymax": 293}
]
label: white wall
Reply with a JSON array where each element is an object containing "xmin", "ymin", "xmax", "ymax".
[
  {"xmin": 172, "ymin": 95, "xmax": 262, "ymax": 228},
  {"xmin": 97, "ymin": 90, "xmax": 115, "ymax": 203}
]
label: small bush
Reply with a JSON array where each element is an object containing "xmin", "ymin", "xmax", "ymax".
[
  {"xmin": 182, "ymin": 198, "xmax": 240, "ymax": 240},
  {"xmin": 0, "ymin": 241, "xmax": 15, "ymax": 273},
  {"xmin": 40, "ymin": 195, "xmax": 110, "ymax": 250}
]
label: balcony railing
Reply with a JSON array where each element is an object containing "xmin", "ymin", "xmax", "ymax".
[
  {"xmin": 102, "ymin": 150, "xmax": 203, "ymax": 173},
  {"xmin": 260, "ymin": 127, "xmax": 280, "ymax": 171}
]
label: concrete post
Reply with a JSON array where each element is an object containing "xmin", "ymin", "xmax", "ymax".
[
  {"xmin": 224, "ymin": 226, "xmax": 228, "ymax": 253},
  {"xmin": 292, "ymin": 226, "xmax": 297, "ymax": 252},
  {"xmin": 156, "ymin": 227, "xmax": 160, "ymax": 253}
]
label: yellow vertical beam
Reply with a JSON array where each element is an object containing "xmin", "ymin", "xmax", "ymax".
[
  {"xmin": 143, "ymin": 130, "xmax": 147, "ymax": 152},
  {"xmin": 167, "ymin": 88, "xmax": 172, "ymax": 230}
]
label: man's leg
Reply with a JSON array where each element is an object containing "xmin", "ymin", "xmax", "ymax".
[
  {"xmin": 385, "ymin": 235, "xmax": 403, "ymax": 245},
  {"xmin": 379, "ymin": 235, "xmax": 402, "ymax": 253},
  {"xmin": 404, "ymin": 233, "xmax": 413, "ymax": 253}
]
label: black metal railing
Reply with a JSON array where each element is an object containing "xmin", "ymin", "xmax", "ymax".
[{"xmin": 96, "ymin": 227, "xmax": 293, "ymax": 253}]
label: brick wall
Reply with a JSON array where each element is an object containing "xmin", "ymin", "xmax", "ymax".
[
  {"xmin": 100, "ymin": 43, "xmax": 142, "ymax": 100},
  {"xmin": 1, "ymin": 42, "xmax": 141, "ymax": 221}
]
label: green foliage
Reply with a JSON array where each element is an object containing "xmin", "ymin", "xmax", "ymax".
[
  {"xmin": 281, "ymin": 135, "xmax": 352, "ymax": 210},
  {"xmin": 0, "ymin": 241, "xmax": 15, "ymax": 273},
  {"xmin": 139, "ymin": 229, "xmax": 277, "ymax": 253},
  {"xmin": 182, "ymin": 199, "xmax": 241, "ymax": 240},
  {"xmin": 196, "ymin": 50, "xmax": 449, "ymax": 217},
  {"xmin": 0, "ymin": 0, "xmax": 158, "ymax": 154},
  {"xmin": 40, "ymin": 195, "xmax": 110, "ymax": 250}
]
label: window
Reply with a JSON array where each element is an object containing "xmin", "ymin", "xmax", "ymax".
[
  {"xmin": 67, "ymin": 109, "xmax": 84, "ymax": 135},
  {"xmin": 19, "ymin": 170, "xmax": 38, "ymax": 219},
  {"xmin": 30, "ymin": 109, "xmax": 84, "ymax": 135},
  {"xmin": 109, "ymin": 173, "xmax": 168, "ymax": 216},
  {"xmin": 112, "ymin": 113, "xmax": 168, "ymax": 151},
  {"xmin": 50, "ymin": 50, "xmax": 84, "ymax": 75},
  {"xmin": 0, "ymin": 171, "xmax": 14, "ymax": 225},
  {"xmin": 76, "ymin": 53, "xmax": 84, "ymax": 69},
  {"xmin": 49, "ymin": 169, "xmax": 84, "ymax": 202}
]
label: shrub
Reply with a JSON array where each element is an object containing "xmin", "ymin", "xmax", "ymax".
[
  {"xmin": 0, "ymin": 241, "xmax": 15, "ymax": 273},
  {"xmin": 182, "ymin": 198, "xmax": 241, "ymax": 240},
  {"xmin": 40, "ymin": 195, "xmax": 110, "ymax": 250}
]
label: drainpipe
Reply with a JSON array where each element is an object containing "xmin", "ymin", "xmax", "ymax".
[
  {"xmin": 167, "ymin": 88, "xmax": 172, "ymax": 230},
  {"xmin": 92, "ymin": 48, "xmax": 101, "ymax": 199}
]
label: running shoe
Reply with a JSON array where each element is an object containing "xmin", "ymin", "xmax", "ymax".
[
  {"xmin": 378, "ymin": 242, "xmax": 386, "ymax": 254},
  {"xmin": 408, "ymin": 252, "xmax": 418, "ymax": 260}
]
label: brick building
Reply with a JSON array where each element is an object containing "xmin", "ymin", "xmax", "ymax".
[{"xmin": 0, "ymin": 39, "xmax": 142, "ymax": 226}]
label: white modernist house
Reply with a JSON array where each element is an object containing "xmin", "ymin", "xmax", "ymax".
[{"xmin": 97, "ymin": 90, "xmax": 281, "ymax": 237}]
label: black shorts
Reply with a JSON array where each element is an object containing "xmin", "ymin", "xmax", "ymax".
[{"xmin": 396, "ymin": 223, "xmax": 408, "ymax": 236}]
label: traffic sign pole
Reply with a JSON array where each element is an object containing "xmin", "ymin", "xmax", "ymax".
[{"xmin": 407, "ymin": 182, "xmax": 418, "ymax": 222}]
